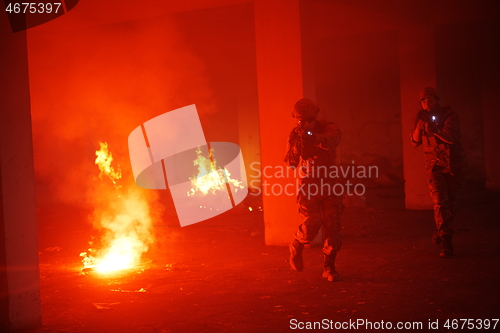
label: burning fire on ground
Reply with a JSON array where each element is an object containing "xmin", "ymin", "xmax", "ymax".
[
  {"xmin": 187, "ymin": 146, "xmax": 244, "ymax": 197},
  {"xmin": 80, "ymin": 142, "xmax": 155, "ymax": 274}
]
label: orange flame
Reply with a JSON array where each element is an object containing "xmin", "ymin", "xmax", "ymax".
[
  {"xmin": 187, "ymin": 147, "xmax": 244, "ymax": 196},
  {"xmin": 95, "ymin": 142, "xmax": 122, "ymax": 188},
  {"xmin": 80, "ymin": 142, "xmax": 154, "ymax": 274}
]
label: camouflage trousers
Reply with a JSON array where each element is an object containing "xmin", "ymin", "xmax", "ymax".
[
  {"xmin": 294, "ymin": 192, "xmax": 344, "ymax": 255},
  {"xmin": 427, "ymin": 165, "xmax": 464, "ymax": 238}
]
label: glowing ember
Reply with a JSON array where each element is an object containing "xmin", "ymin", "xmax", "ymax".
[
  {"xmin": 187, "ymin": 147, "xmax": 244, "ymax": 196},
  {"xmin": 80, "ymin": 142, "xmax": 154, "ymax": 274}
]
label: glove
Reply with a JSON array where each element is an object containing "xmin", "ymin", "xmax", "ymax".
[
  {"xmin": 425, "ymin": 121, "xmax": 438, "ymax": 134},
  {"xmin": 415, "ymin": 119, "xmax": 425, "ymax": 131},
  {"xmin": 416, "ymin": 111, "xmax": 431, "ymax": 124}
]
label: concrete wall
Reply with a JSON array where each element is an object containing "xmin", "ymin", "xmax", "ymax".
[
  {"xmin": 481, "ymin": 20, "xmax": 500, "ymax": 190},
  {"xmin": 435, "ymin": 22, "xmax": 485, "ymax": 183},
  {"xmin": 433, "ymin": 17, "xmax": 500, "ymax": 186},
  {"xmin": 0, "ymin": 11, "xmax": 42, "ymax": 331},
  {"xmin": 173, "ymin": 3, "xmax": 261, "ymax": 189},
  {"xmin": 312, "ymin": 2, "xmax": 403, "ymax": 174},
  {"xmin": 314, "ymin": 29, "xmax": 402, "ymax": 171}
]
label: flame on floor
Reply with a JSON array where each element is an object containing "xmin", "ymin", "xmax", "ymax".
[
  {"xmin": 80, "ymin": 142, "xmax": 155, "ymax": 274},
  {"xmin": 187, "ymin": 147, "xmax": 244, "ymax": 197}
]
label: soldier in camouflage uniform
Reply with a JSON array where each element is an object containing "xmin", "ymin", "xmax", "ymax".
[
  {"xmin": 411, "ymin": 87, "xmax": 466, "ymax": 258},
  {"xmin": 284, "ymin": 98, "xmax": 344, "ymax": 282}
]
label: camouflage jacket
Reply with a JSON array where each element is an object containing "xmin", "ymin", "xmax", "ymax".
[
  {"xmin": 284, "ymin": 119, "xmax": 341, "ymax": 182},
  {"xmin": 411, "ymin": 106, "xmax": 466, "ymax": 174}
]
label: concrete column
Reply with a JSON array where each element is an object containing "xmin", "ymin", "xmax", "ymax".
[
  {"xmin": 398, "ymin": 25, "xmax": 435, "ymax": 209},
  {"xmin": 237, "ymin": 80, "xmax": 261, "ymax": 191},
  {"xmin": 254, "ymin": 0, "xmax": 315, "ymax": 245},
  {"xmin": 481, "ymin": 21, "xmax": 500, "ymax": 190},
  {"xmin": 0, "ymin": 13, "xmax": 42, "ymax": 331}
]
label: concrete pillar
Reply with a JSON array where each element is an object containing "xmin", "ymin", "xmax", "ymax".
[
  {"xmin": 237, "ymin": 80, "xmax": 261, "ymax": 191},
  {"xmin": 398, "ymin": 25, "xmax": 435, "ymax": 209},
  {"xmin": 254, "ymin": 0, "xmax": 315, "ymax": 245},
  {"xmin": 481, "ymin": 21, "xmax": 500, "ymax": 190},
  {"xmin": 0, "ymin": 14, "xmax": 42, "ymax": 331}
]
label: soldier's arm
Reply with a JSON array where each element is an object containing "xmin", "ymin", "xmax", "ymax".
[
  {"xmin": 434, "ymin": 112, "xmax": 460, "ymax": 144},
  {"xmin": 284, "ymin": 128, "xmax": 300, "ymax": 167},
  {"xmin": 411, "ymin": 120, "xmax": 424, "ymax": 146},
  {"xmin": 314, "ymin": 123, "xmax": 341, "ymax": 150}
]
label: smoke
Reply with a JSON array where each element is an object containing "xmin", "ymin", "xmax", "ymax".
[
  {"xmin": 27, "ymin": 13, "xmax": 216, "ymax": 207},
  {"xmin": 78, "ymin": 141, "xmax": 164, "ymax": 271},
  {"xmin": 26, "ymin": 13, "xmax": 219, "ymax": 268},
  {"xmin": 82, "ymin": 183, "xmax": 161, "ymax": 271}
]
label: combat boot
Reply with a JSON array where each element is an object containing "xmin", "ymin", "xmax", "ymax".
[
  {"xmin": 439, "ymin": 235, "xmax": 454, "ymax": 258},
  {"xmin": 322, "ymin": 252, "xmax": 342, "ymax": 282},
  {"xmin": 289, "ymin": 239, "xmax": 304, "ymax": 271}
]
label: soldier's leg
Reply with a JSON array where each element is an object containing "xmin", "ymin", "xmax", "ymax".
[
  {"xmin": 295, "ymin": 195, "xmax": 324, "ymax": 244},
  {"xmin": 289, "ymin": 194, "xmax": 323, "ymax": 271},
  {"xmin": 428, "ymin": 168, "xmax": 453, "ymax": 237},
  {"xmin": 320, "ymin": 195, "xmax": 344, "ymax": 281},
  {"xmin": 437, "ymin": 170, "xmax": 465, "ymax": 258},
  {"xmin": 321, "ymin": 195, "xmax": 344, "ymax": 255},
  {"xmin": 446, "ymin": 170, "xmax": 465, "ymax": 219},
  {"xmin": 428, "ymin": 168, "xmax": 454, "ymax": 257}
]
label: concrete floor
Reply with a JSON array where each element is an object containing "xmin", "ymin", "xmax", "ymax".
[{"xmin": 29, "ymin": 184, "xmax": 499, "ymax": 332}]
